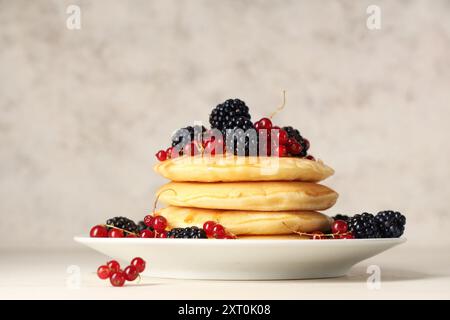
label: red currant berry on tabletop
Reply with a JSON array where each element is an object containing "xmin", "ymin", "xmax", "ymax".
[
  {"xmin": 123, "ymin": 265, "xmax": 139, "ymax": 281},
  {"xmin": 110, "ymin": 271, "xmax": 126, "ymax": 287},
  {"xmin": 212, "ymin": 224, "xmax": 226, "ymax": 238},
  {"xmin": 131, "ymin": 257, "xmax": 146, "ymax": 273},
  {"xmin": 97, "ymin": 265, "xmax": 110, "ymax": 279},
  {"xmin": 107, "ymin": 260, "xmax": 121, "ymax": 273}
]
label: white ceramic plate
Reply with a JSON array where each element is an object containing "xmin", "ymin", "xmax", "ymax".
[{"xmin": 74, "ymin": 236, "xmax": 406, "ymax": 280}]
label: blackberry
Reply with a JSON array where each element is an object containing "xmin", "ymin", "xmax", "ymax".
[
  {"xmin": 106, "ymin": 217, "xmax": 138, "ymax": 234},
  {"xmin": 167, "ymin": 226, "xmax": 207, "ymax": 239},
  {"xmin": 347, "ymin": 213, "xmax": 382, "ymax": 239},
  {"xmin": 375, "ymin": 210, "xmax": 406, "ymax": 238},
  {"xmin": 137, "ymin": 221, "xmax": 153, "ymax": 233},
  {"xmin": 171, "ymin": 125, "xmax": 206, "ymax": 148},
  {"xmin": 282, "ymin": 126, "xmax": 309, "ymax": 157},
  {"xmin": 209, "ymin": 99, "xmax": 252, "ymax": 132},
  {"xmin": 332, "ymin": 214, "xmax": 350, "ymax": 222}
]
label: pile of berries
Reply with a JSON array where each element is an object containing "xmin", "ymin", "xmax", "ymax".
[
  {"xmin": 97, "ymin": 257, "xmax": 146, "ymax": 287},
  {"xmin": 155, "ymin": 98, "xmax": 314, "ymax": 161},
  {"xmin": 328, "ymin": 210, "xmax": 406, "ymax": 239},
  {"xmin": 90, "ymin": 215, "xmax": 235, "ymax": 240}
]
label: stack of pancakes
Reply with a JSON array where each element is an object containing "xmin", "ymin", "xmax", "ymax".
[{"xmin": 154, "ymin": 156, "xmax": 338, "ymax": 239}]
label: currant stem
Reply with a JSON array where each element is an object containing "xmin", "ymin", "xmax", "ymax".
[{"xmin": 269, "ymin": 90, "xmax": 286, "ymax": 119}]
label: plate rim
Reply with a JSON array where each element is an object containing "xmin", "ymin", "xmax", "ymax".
[{"xmin": 74, "ymin": 235, "xmax": 407, "ymax": 245}]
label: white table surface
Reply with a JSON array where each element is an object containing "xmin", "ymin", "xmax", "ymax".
[{"xmin": 1, "ymin": 243, "xmax": 449, "ymax": 299}]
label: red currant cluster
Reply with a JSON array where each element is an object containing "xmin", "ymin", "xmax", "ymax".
[
  {"xmin": 155, "ymin": 134, "xmax": 223, "ymax": 161},
  {"xmin": 140, "ymin": 215, "xmax": 168, "ymax": 238},
  {"xmin": 203, "ymin": 220, "xmax": 235, "ymax": 239},
  {"xmin": 253, "ymin": 117, "xmax": 312, "ymax": 158},
  {"xmin": 89, "ymin": 225, "xmax": 137, "ymax": 238},
  {"xmin": 97, "ymin": 257, "xmax": 146, "ymax": 287},
  {"xmin": 300, "ymin": 220, "xmax": 354, "ymax": 240}
]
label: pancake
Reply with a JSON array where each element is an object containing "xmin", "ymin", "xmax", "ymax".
[
  {"xmin": 154, "ymin": 155, "xmax": 334, "ymax": 182},
  {"xmin": 156, "ymin": 206, "xmax": 332, "ymax": 235},
  {"xmin": 157, "ymin": 181, "xmax": 338, "ymax": 211}
]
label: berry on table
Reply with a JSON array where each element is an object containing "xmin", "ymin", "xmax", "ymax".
[
  {"xmin": 97, "ymin": 265, "xmax": 111, "ymax": 279},
  {"xmin": 90, "ymin": 225, "xmax": 108, "ymax": 238},
  {"xmin": 123, "ymin": 265, "xmax": 139, "ymax": 281},
  {"xmin": 131, "ymin": 257, "xmax": 146, "ymax": 273},
  {"xmin": 110, "ymin": 271, "xmax": 126, "ymax": 287},
  {"xmin": 107, "ymin": 260, "xmax": 121, "ymax": 273}
]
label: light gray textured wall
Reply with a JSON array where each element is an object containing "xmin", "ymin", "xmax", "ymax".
[{"xmin": 1, "ymin": 0, "xmax": 449, "ymax": 248}]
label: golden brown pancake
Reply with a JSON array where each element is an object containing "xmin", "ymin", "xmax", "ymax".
[
  {"xmin": 157, "ymin": 181, "xmax": 338, "ymax": 211},
  {"xmin": 154, "ymin": 155, "xmax": 334, "ymax": 182},
  {"xmin": 156, "ymin": 206, "xmax": 332, "ymax": 235}
]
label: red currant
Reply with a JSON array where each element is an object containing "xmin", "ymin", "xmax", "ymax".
[
  {"xmin": 331, "ymin": 220, "xmax": 348, "ymax": 234},
  {"xmin": 108, "ymin": 229, "xmax": 124, "ymax": 238},
  {"xmin": 140, "ymin": 229, "xmax": 155, "ymax": 238},
  {"xmin": 305, "ymin": 155, "xmax": 315, "ymax": 161},
  {"xmin": 212, "ymin": 224, "xmax": 226, "ymax": 238},
  {"xmin": 152, "ymin": 216, "xmax": 168, "ymax": 232},
  {"xmin": 275, "ymin": 145, "xmax": 287, "ymax": 157},
  {"xmin": 90, "ymin": 225, "xmax": 108, "ymax": 238},
  {"xmin": 110, "ymin": 271, "xmax": 126, "ymax": 287},
  {"xmin": 203, "ymin": 221, "xmax": 216, "ymax": 237},
  {"xmin": 340, "ymin": 233, "xmax": 354, "ymax": 239},
  {"xmin": 97, "ymin": 265, "xmax": 110, "ymax": 279},
  {"xmin": 155, "ymin": 150, "xmax": 167, "ymax": 161},
  {"xmin": 157, "ymin": 231, "xmax": 167, "ymax": 238},
  {"xmin": 203, "ymin": 140, "xmax": 216, "ymax": 156},
  {"xmin": 277, "ymin": 129, "xmax": 288, "ymax": 145},
  {"xmin": 123, "ymin": 265, "xmax": 139, "ymax": 281},
  {"xmin": 166, "ymin": 147, "xmax": 175, "ymax": 158},
  {"xmin": 130, "ymin": 257, "xmax": 146, "ymax": 273},
  {"xmin": 107, "ymin": 260, "xmax": 121, "ymax": 273},
  {"xmin": 257, "ymin": 118, "xmax": 272, "ymax": 130},
  {"xmin": 126, "ymin": 233, "xmax": 137, "ymax": 238},
  {"xmin": 288, "ymin": 141, "xmax": 302, "ymax": 155},
  {"xmin": 143, "ymin": 215, "xmax": 154, "ymax": 227}
]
